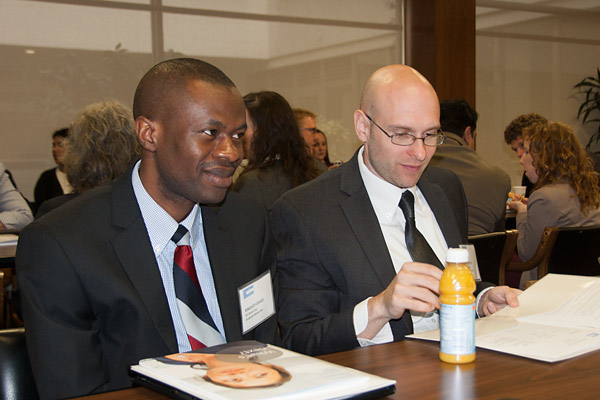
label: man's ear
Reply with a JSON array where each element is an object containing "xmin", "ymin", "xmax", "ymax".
[
  {"xmin": 136, "ymin": 116, "xmax": 158, "ymax": 152},
  {"xmin": 354, "ymin": 110, "xmax": 370, "ymax": 143},
  {"xmin": 464, "ymin": 126, "xmax": 475, "ymax": 149}
]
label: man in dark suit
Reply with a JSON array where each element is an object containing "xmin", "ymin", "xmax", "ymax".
[
  {"xmin": 17, "ymin": 58, "xmax": 277, "ymax": 399},
  {"xmin": 430, "ymin": 99, "xmax": 512, "ymax": 235},
  {"xmin": 272, "ymin": 65, "xmax": 520, "ymax": 356}
]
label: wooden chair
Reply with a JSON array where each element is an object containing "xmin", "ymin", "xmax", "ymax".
[
  {"xmin": 468, "ymin": 230, "xmax": 518, "ymax": 286},
  {"xmin": 500, "ymin": 224, "xmax": 600, "ymax": 286}
]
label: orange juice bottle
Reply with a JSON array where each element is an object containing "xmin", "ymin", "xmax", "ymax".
[{"xmin": 439, "ymin": 248, "xmax": 476, "ymax": 364}]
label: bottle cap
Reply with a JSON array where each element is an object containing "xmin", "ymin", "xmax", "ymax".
[{"xmin": 446, "ymin": 248, "xmax": 469, "ymax": 263}]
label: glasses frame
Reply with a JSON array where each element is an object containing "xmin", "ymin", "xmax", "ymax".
[{"xmin": 364, "ymin": 113, "xmax": 445, "ymax": 147}]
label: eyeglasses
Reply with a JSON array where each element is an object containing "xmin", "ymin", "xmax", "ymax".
[
  {"xmin": 364, "ymin": 113, "xmax": 445, "ymax": 147},
  {"xmin": 301, "ymin": 127, "xmax": 318, "ymax": 134}
]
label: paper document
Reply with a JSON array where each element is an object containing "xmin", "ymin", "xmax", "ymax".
[
  {"xmin": 0, "ymin": 234, "xmax": 18, "ymax": 245},
  {"xmin": 408, "ymin": 274, "xmax": 600, "ymax": 362}
]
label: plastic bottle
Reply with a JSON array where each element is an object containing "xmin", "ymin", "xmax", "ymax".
[{"xmin": 439, "ymin": 248, "xmax": 476, "ymax": 364}]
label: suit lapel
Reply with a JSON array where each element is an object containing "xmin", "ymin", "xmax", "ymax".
[
  {"xmin": 339, "ymin": 152, "xmax": 397, "ymax": 288},
  {"xmin": 109, "ymin": 169, "xmax": 179, "ymax": 353},
  {"xmin": 340, "ymin": 151, "xmax": 413, "ymax": 335}
]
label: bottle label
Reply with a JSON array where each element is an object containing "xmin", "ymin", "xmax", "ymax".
[{"xmin": 440, "ymin": 303, "xmax": 475, "ymax": 355}]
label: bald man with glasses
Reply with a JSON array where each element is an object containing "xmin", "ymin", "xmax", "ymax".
[{"xmin": 272, "ymin": 65, "xmax": 520, "ymax": 356}]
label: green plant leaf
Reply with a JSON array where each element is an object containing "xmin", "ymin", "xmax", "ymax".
[{"xmin": 573, "ymin": 68, "xmax": 600, "ymax": 151}]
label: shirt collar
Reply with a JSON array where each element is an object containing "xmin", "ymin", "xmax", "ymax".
[
  {"xmin": 131, "ymin": 160, "xmax": 200, "ymax": 255},
  {"xmin": 357, "ymin": 146, "xmax": 416, "ymax": 224},
  {"xmin": 441, "ymin": 132, "xmax": 468, "ymax": 147}
]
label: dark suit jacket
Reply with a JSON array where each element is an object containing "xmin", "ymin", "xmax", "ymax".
[
  {"xmin": 272, "ymin": 149, "xmax": 487, "ymax": 356},
  {"xmin": 430, "ymin": 132, "xmax": 511, "ymax": 235},
  {"xmin": 16, "ymin": 166, "xmax": 278, "ymax": 399},
  {"xmin": 231, "ymin": 161, "xmax": 294, "ymax": 210},
  {"xmin": 35, "ymin": 192, "xmax": 78, "ymax": 218}
]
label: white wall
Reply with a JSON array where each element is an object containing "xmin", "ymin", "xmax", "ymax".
[
  {"xmin": 0, "ymin": 0, "xmax": 399, "ymax": 201},
  {"xmin": 1, "ymin": 0, "xmax": 598, "ymax": 202},
  {"xmin": 476, "ymin": 9, "xmax": 600, "ymax": 187}
]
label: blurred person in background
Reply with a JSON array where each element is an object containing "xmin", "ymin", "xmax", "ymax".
[
  {"xmin": 430, "ymin": 99, "xmax": 511, "ymax": 235},
  {"xmin": 0, "ymin": 163, "xmax": 33, "ymax": 230},
  {"xmin": 33, "ymin": 128, "xmax": 72, "ymax": 212},
  {"xmin": 293, "ymin": 107, "xmax": 317, "ymax": 151},
  {"xmin": 232, "ymin": 91, "xmax": 321, "ymax": 209},
  {"xmin": 312, "ymin": 129, "xmax": 342, "ymax": 170},
  {"xmin": 36, "ymin": 100, "xmax": 141, "ymax": 218},
  {"xmin": 504, "ymin": 113, "xmax": 548, "ymax": 197},
  {"xmin": 293, "ymin": 107, "xmax": 328, "ymax": 174},
  {"xmin": 508, "ymin": 121, "xmax": 600, "ymax": 287}
]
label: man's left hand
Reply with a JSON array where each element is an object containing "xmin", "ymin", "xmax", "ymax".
[{"xmin": 478, "ymin": 286, "xmax": 521, "ymax": 316}]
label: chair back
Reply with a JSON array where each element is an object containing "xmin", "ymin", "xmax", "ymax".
[
  {"xmin": 468, "ymin": 230, "xmax": 518, "ymax": 285},
  {"xmin": 544, "ymin": 224, "xmax": 600, "ymax": 277},
  {"xmin": 503, "ymin": 224, "xmax": 600, "ymax": 286},
  {"xmin": 0, "ymin": 328, "xmax": 38, "ymax": 400}
]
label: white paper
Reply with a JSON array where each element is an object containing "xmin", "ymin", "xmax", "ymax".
[
  {"xmin": 476, "ymin": 322, "xmax": 600, "ymax": 362},
  {"xmin": 0, "ymin": 234, "xmax": 18, "ymax": 245},
  {"xmin": 407, "ymin": 274, "xmax": 600, "ymax": 362},
  {"xmin": 519, "ymin": 280, "xmax": 600, "ymax": 329}
]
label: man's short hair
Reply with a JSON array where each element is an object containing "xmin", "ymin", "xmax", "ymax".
[
  {"xmin": 440, "ymin": 99, "xmax": 478, "ymax": 138},
  {"xmin": 503, "ymin": 112, "xmax": 547, "ymax": 144},
  {"xmin": 293, "ymin": 108, "xmax": 316, "ymax": 123},
  {"xmin": 133, "ymin": 58, "xmax": 236, "ymax": 120}
]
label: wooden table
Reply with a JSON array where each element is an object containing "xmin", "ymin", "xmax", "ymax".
[
  {"xmin": 0, "ymin": 242, "xmax": 17, "ymax": 259},
  {"xmin": 77, "ymin": 339, "xmax": 600, "ymax": 399}
]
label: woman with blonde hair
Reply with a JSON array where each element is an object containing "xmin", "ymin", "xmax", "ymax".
[
  {"xmin": 508, "ymin": 121, "xmax": 600, "ymax": 284},
  {"xmin": 36, "ymin": 100, "xmax": 141, "ymax": 217}
]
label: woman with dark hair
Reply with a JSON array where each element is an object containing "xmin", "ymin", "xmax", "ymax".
[
  {"xmin": 312, "ymin": 129, "xmax": 342, "ymax": 170},
  {"xmin": 232, "ymin": 91, "xmax": 321, "ymax": 208},
  {"xmin": 508, "ymin": 121, "xmax": 600, "ymax": 285},
  {"xmin": 33, "ymin": 128, "xmax": 71, "ymax": 212}
]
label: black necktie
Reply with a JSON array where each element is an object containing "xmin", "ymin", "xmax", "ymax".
[{"xmin": 399, "ymin": 190, "xmax": 444, "ymax": 270}]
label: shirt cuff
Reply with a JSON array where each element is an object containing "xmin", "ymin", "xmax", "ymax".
[
  {"xmin": 353, "ymin": 297, "xmax": 394, "ymax": 347},
  {"xmin": 475, "ymin": 286, "xmax": 494, "ymax": 318}
]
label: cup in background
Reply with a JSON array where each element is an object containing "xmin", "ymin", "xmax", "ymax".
[{"xmin": 512, "ymin": 186, "xmax": 526, "ymax": 197}]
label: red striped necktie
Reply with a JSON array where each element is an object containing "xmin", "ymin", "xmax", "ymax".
[{"xmin": 171, "ymin": 225, "xmax": 225, "ymax": 349}]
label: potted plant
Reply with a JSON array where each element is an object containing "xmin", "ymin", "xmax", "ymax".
[{"xmin": 574, "ymin": 67, "xmax": 600, "ymax": 154}]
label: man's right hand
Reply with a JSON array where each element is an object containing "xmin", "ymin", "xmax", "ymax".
[{"xmin": 358, "ymin": 262, "xmax": 442, "ymax": 340}]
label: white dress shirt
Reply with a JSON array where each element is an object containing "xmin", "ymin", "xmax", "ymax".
[
  {"xmin": 352, "ymin": 147, "xmax": 449, "ymax": 345},
  {"xmin": 55, "ymin": 168, "xmax": 73, "ymax": 194},
  {"xmin": 131, "ymin": 161, "xmax": 226, "ymax": 352}
]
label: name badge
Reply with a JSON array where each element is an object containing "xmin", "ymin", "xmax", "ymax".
[
  {"xmin": 459, "ymin": 244, "xmax": 482, "ymax": 281},
  {"xmin": 238, "ymin": 270, "xmax": 275, "ymax": 334}
]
